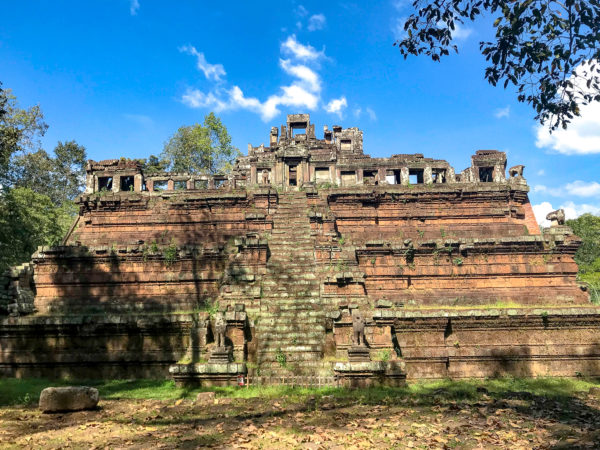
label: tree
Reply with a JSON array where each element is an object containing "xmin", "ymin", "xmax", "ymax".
[
  {"xmin": 161, "ymin": 112, "xmax": 240, "ymax": 174},
  {"xmin": 0, "ymin": 84, "xmax": 47, "ymax": 184},
  {"xmin": 141, "ymin": 154, "xmax": 169, "ymax": 175},
  {"xmin": 0, "ymin": 85, "xmax": 85, "ymax": 272},
  {"xmin": 566, "ymin": 213, "xmax": 600, "ymax": 304},
  {"xmin": 10, "ymin": 141, "xmax": 86, "ymax": 206},
  {"xmin": 395, "ymin": 0, "xmax": 600, "ymax": 130},
  {"xmin": 0, "ymin": 187, "xmax": 69, "ymax": 271}
]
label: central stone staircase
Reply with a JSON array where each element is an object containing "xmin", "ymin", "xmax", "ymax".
[{"xmin": 256, "ymin": 191, "xmax": 328, "ymax": 376}]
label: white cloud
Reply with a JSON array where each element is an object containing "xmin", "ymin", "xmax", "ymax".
[
  {"xmin": 366, "ymin": 107, "xmax": 377, "ymax": 121},
  {"xmin": 452, "ymin": 23, "xmax": 473, "ymax": 40},
  {"xmin": 179, "ymin": 45, "xmax": 226, "ymax": 81},
  {"xmin": 180, "ymin": 35, "xmax": 351, "ymax": 122},
  {"xmin": 533, "ymin": 180, "xmax": 600, "ymax": 198},
  {"xmin": 391, "ymin": 16, "xmax": 408, "ymax": 40},
  {"xmin": 307, "ymin": 14, "xmax": 326, "ymax": 31},
  {"xmin": 353, "ymin": 107, "xmax": 362, "ymax": 118},
  {"xmin": 494, "ymin": 105, "xmax": 510, "ymax": 119},
  {"xmin": 281, "ymin": 35, "xmax": 325, "ymax": 61},
  {"xmin": 537, "ymin": 169, "xmax": 545, "ymax": 176},
  {"xmin": 532, "ymin": 201, "xmax": 555, "ymax": 226},
  {"xmin": 295, "ymin": 5, "xmax": 308, "ymax": 17},
  {"xmin": 325, "ymin": 97, "xmax": 348, "ymax": 117},
  {"xmin": 130, "ymin": 0, "xmax": 139, "ymax": 15},
  {"xmin": 392, "ymin": 0, "xmax": 412, "ymax": 10},
  {"xmin": 533, "ymin": 201, "xmax": 600, "ymax": 226},
  {"xmin": 279, "ymin": 59, "xmax": 321, "ymax": 92},
  {"xmin": 535, "ymin": 61, "xmax": 600, "ymax": 155},
  {"xmin": 535, "ymin": 102, "xmax": 600, "ymax": 154},
  {"xmin": 564, "ymin": 180, "xmax": 600, "ymax": 197}
]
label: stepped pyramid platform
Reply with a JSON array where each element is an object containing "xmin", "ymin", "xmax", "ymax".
[{"xmin": 1, "ymin": 113, "xmax": 599, "ymax": 383}]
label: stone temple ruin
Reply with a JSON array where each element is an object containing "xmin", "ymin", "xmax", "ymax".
[{"xmin": 1, "ymin": 113, "xmax": 599, "ymax": 386}]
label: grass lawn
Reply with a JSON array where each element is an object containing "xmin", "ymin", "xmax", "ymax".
[{"xmin": 1, "ymin": 377, "xmax": 599, "ymax": 448}]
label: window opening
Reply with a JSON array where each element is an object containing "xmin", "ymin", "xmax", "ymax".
[
  {"xmin": 195, "ymin": 179, "xmax": 208, "ymax": 189},
  {"xmin": 174, "ymin": 181, "xmax": 187, "ymax": 191},
  {"xmin": 120, "ymin": 176, "xmax": 134, "ymax": 192},
  {"xmin": 153, "ymin": 180, "xmax": 167, "ymax": 192},
  {"xmin": 479, "ymin": 167, "xmax": 493, "ymax": 182},
  {"xmin": 98, "ymin": 177, "xmax": 113, "ymax": 191},
  {"xmin": 408, "ymin": 169, "xmax": 424, "ymax": 184}
]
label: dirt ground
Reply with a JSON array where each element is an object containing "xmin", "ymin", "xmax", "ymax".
[{"xmin": 1, "ymin": 386, "xmax": 600, "ymax": 449}]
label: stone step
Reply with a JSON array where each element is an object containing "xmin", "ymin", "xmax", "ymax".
[
  {"xmin": 256, "ymin": 329, "xmax": 325, "ymax": 338},
  {"xmin": 258, "ymin": 344, "xmax": 323, "ymax": 353}
]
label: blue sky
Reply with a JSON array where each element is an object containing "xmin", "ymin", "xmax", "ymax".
[{"xmin": 1, "ymin": 0, "xmax": 599, "ymax": 224}]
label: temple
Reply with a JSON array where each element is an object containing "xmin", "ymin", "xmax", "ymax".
[{"xmin": 1, "ymin": 113, "xmax": 598, "ymax": 385}]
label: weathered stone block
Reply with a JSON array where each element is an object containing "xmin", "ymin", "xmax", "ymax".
[{"xmin": 39, "ymin": 386, "xmax": 99, "ymax": 413}]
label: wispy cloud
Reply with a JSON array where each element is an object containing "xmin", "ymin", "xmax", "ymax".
[
  {"xmin": 366, "ymin": 107, "xmax": 377, "ymax": 121},
  {"xmin": 325, "ymin": 97, "xmax": 347, "ymax": 117},
  {"xmin": 307, "ymin": 14, "xmax": 326, "ymax": 31},
  {"xmin": 533, "ymin": 180, "xmax": 600, "ymax": 198},
  {"xmin": 179, "ymin": 45, "xmax": 226, "ymax": 81},
  {"xmin": 295, "ymin": 5, "xmax": 308, "ymax": 17},
  {"xmin": 452, "ymin": 23, "xmax": 473, "ymax": 40},
  {"xmin": 129, "ymin": 0, "xmax": 140, "ymax": 16},
  {"xmin": 180, "ymin": 35, "xmax": 345, "ymax": 122},
  {"xmin": 281, "ymin": 35, "xmax": 325, "ymax": 61},
  {"xmin": 494, "ymin": 105, "xmax": 510, "ymax": 119}
]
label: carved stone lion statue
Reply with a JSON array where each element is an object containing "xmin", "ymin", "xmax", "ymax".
[
  {"xmin": 508, "ymin": 165, "xmax": 525, "ymax": 178},
  {"xmin": 546, "ymin": 208, "xmax": 565, "ymax": 226}
]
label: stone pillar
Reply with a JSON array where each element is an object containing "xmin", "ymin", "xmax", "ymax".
[
  {"xmin": 85, "ymin": 173, "xmax": 94, "ymax": 194},
  {"xmin": 167, "ymin": 179, "xmax": 174, "ymax": 191},
  {"xmin": 146, "ymin": 179, "xmax": 154, "ymax": 192},
  {"xmin": 424, "ymin": 167, "xmax": 433, "ymax": 184},
  {"xmin": 250, "ymin": 166, "xmax": 257, "ymax": 185},
  {"xmin": 270, "ymin": 127, "xmax": 278, "ymax": 146},
  {"xmin": 357, "ymin": 169, "xmax": 364, "ymax": 185},
  {"xmin": 112, "ymin": 175, "xmax": 120, "ymax": 193},
  {"xmin": 378, "ymin": 168, "xmax": 386, "ymax": 184},
  {"xmin": 493, "ymin": 165, "xmax": 506, "ymax": 182},
  {"xmin": 134, "ymin": 174, "xmax": 143, "ymax": 192},
  {"xmin": 447, "ymin": 167, "xmax": 456, "ymax": 183},
  {"xmin": 401, "ymin": 167, "xmax": 409, "ymax": 186}
]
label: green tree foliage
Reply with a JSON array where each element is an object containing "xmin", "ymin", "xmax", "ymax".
[
  {"xmin": 142, "ymin": 154, "xmax": 169, "ymax": 174},
  {"xmin": 566, "ymin": 213, "xmax": 600, "ymax": 304},
  {"xmin": 0, "ymin": 85, "xmax": 86, "ymax": 272},
  {"xmin": 395, "ymin": 0, "xmax": 600, "ymax": 130},
  {"xmin": 0, "ymin": 83, "xmax": 48, "ymax": 182},
  {"xmin": 0, "ymin": 188, "xmax": 70, "ymax": 270},
  {"xmin": 161, "ymin": 112, "xmax": 240, "ymax": 174}
]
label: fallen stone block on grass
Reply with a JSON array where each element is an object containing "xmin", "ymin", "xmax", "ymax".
[
  {"xmin": 195, "ymin": 391, "xmax": 216, "ymax": 404},
  {"xmin": 39, "ymin": 386, "xmax": 99, "ymax": 413}
]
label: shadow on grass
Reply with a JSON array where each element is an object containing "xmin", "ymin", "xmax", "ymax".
[{"xmin": 2, "ymin": 377, "xmax": 599, "ymax": 448}]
